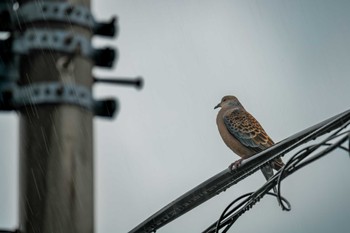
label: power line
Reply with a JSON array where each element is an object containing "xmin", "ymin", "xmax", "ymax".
[
  {"xmin": 128, "ymin": 109, "xmax": 350, "ymax": 233},
  {"xmin": 204, "ymin": 120, "xmax": 350, "ymax": 233}
]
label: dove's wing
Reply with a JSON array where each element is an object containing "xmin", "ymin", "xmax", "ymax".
[
  {"xmin": 223, "ymin": 107, "xmax": 281, "ymax": 193},
  {"xmin": 223, "ymin": 108, "xmax": 274, "ymax": 151}
]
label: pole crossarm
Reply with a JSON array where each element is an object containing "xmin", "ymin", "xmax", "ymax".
[{"xmin": 128, "ymin": 109, "xmax": 350, "ymax": 233}]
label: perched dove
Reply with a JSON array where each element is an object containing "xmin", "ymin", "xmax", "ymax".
[{"xmin": 214, "ymin": 95, "xmax": 284, "ymax": 192}]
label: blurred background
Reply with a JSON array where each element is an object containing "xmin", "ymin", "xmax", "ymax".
[{"xmin": 1, "ymin": 0, "xmax": 350, "ymax": 232}]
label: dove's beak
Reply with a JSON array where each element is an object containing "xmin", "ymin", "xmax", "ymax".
[{"xmin": 214, "ymin": 103, "xmax": 221, "ymax": 109}]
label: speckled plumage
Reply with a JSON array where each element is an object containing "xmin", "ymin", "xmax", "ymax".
[
  {"xmin": 214, "ymin": 95, "xmax": 284, "ymax": 191},
  {"xmin": 223, "ymin": 107, "xmax": 274, "ymax": 151}
]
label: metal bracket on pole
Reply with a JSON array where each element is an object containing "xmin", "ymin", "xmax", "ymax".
[
  {"xmin": 1, "ymin": 1, "xmax": 142, "ymax": 120},
  {"xmin": 1, "ymin": 1, "xmax": 117, "ymax": 37},
  {"xmin": 94, "ymin": 76, "xmax": 144, "ymax": 89},
  {"xmin": 12, "ymin": 29, "xmax": 117, "ymax": 68},
  {"xmin": 0, "ymin": 82, "xmax": 118, "ymax": 117}
]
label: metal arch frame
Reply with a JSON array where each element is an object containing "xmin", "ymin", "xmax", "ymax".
[{"xmin": 128, "ymin": 109, "xmax": 350, "ymax": 233}]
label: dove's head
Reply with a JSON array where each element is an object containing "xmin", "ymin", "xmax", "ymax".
[{"xmin": 214, "ymin": 95, "xmax": 244, "ymax": 110}]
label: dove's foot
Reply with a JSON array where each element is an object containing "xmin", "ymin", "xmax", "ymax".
[{"xmin": 229, "ymin": 158, "xmax": 243, "ymax": 171}]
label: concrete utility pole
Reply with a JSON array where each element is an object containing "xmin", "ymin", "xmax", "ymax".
[
  {"xmin": 18, "ymin": 0, "xmax": 93, "ymax": 232},
  {"xmin": 2, "ymin": 0, "xmax": 139, "ymax": 232}
]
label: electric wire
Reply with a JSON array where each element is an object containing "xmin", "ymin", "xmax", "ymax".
[
  {"xmin": 204, "ymin": 120, "xmax": 350, "ymax": 233},
  {"xmin": 129, "ymin": 110, "xmax": 350, "ymax": 233}
]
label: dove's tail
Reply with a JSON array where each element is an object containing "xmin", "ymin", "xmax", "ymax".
[
  {"xmin": 260, "ymin": 162, "xmax": 284, "ymax": 206},
  {"xmin": 260, "ymin": 165, "xmax": 278, "ymax": 194},
  {"xmin": 272, "ymin": 157, "xmax": 285, "ymax": 171}
]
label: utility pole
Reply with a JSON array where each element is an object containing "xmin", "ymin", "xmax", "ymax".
[
  {"xmin": 0, "ymin": 0, "xmax": 145, "ymax": 232},
  {"xmin": 1, "ymin": 0, "xmax": 141, "ymax": 232},
  {"xmin": 17, "ymin": 0, "xmax": 94, "ymax": 232}
]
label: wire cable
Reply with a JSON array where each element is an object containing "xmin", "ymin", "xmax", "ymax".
[
  {"xmin": 129, "ymin": 110, "xmax": 350, "ymax": 233},
  {"xmin": 204, "ymin": 120, "xmax": 350, "ymax": 233}
]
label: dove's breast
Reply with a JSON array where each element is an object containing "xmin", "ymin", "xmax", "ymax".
[{"xmin": 216, "ymin": 108, "xmax": 255, "ymax": 158}]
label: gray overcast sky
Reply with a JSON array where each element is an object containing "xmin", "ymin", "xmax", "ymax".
[{"xmin": 1, "ymin": 0, "xmax": 350, "ymax": 232}]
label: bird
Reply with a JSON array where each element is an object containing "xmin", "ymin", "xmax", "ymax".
[{"xmin": 214, "ymin": 95, "xmax": 284, "ymax": 193}]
